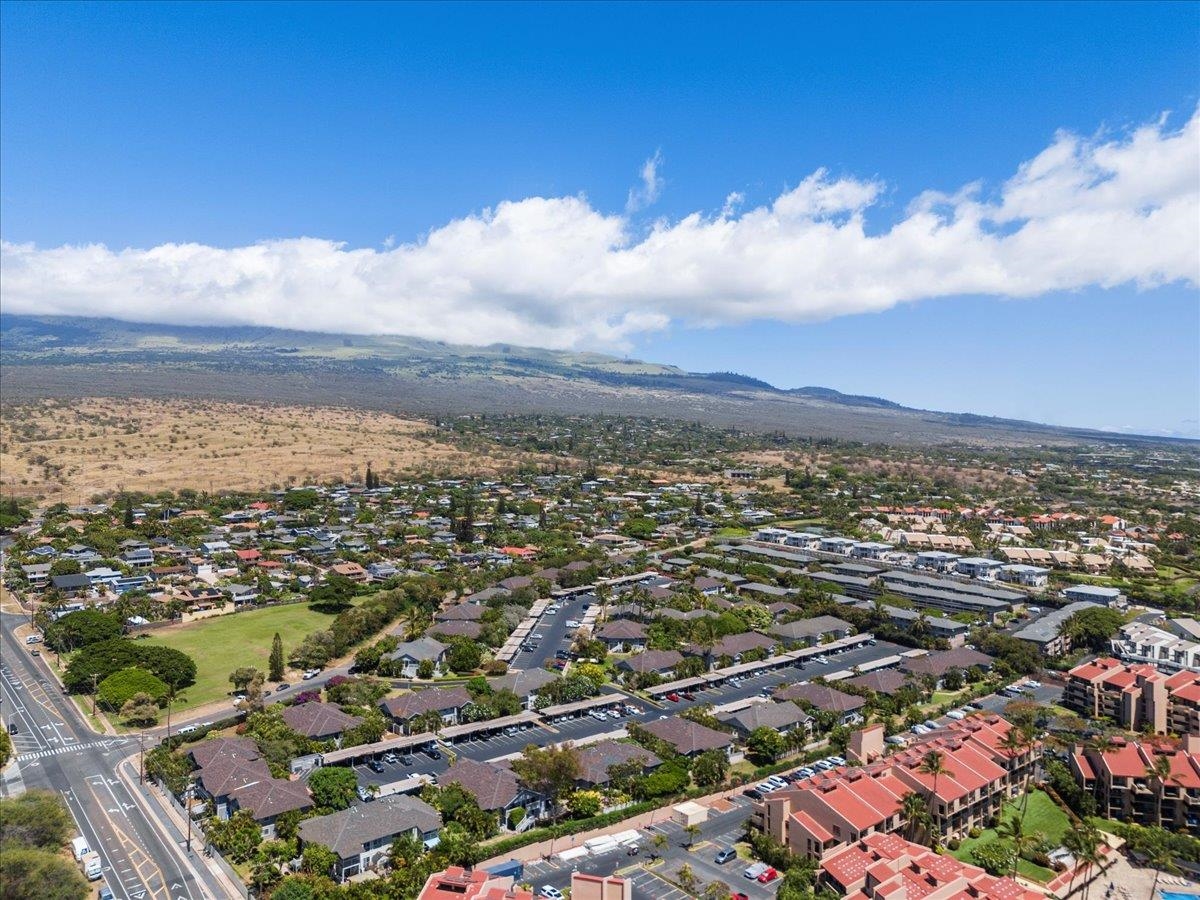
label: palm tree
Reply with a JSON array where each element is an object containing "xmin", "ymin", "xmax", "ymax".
[
  {"xmin": 900, "ymin": 791, "xmax": 929, "ymax": 846},
  {"xmin": 1001, "ymin": 724, "xmax": 1037, "ymax": 819},
  {"xmin": 677, "ymin": 863, "xmax": 696, "ymax": 894},
  {"xmin": 684, "ymin": 824, "xmax": 701, "ymax": 848},
  {"xmin": 1062, "ymin": 828, "xmax": 1088, "ymax": 898},
  {"xmin": 650, "ymin": 833, "xmax": 668, "ymax": 860},
  {"xmin": 996, "ymin": 813, "xmax": 1043, "ymax": 879},
  {"xmin": 1144, "ymin": 753, "xmax": 1181, "ymax": 828},
  {"xmin": 1145, "ymin": 839, "xmax": 1178, "ymax": 900},
  {"xmin": 1076, "ymin": 832, "xmax": 1105, "ymax": 900},
  {"xmin": 917, "ymin": 750, "xmax": 953, "ymax": 844}
]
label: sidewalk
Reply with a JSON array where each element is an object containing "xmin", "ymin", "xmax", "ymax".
[{"xmin": 116, "ymin": 758, "xmax": 245, "ymax": 900}]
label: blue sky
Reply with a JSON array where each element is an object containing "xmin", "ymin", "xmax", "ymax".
[{"xmin": 2, "ymin": 1, "xmax": 1198, "ymax": 436}]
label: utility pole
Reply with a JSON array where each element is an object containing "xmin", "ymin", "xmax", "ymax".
[
  {"xmin": 138, "ymin": 730, "xmax": 145, "ymax": 784},
  {"xmin": 90, "ymin": 672, "xmax": 99, "ymax": 716},
  {"xmin": 184, "ymin": 784, "xmax": 194, "ymax": 854}
]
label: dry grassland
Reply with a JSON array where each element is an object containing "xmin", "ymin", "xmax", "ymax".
[{"xmin": 0, "ymin": 398, "xmax": 552, "ymax": 501}]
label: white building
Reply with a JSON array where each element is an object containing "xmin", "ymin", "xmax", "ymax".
[
  {"xmin": 954, "ymin": 557, "xmax": 1004, "ymax": 580},
  {"xmin": 998, "ymin": 564, "xmax": 1050, "ymax": 589}
]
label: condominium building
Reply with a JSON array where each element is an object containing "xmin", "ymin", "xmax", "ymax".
[
  {"xmin": 819, "ymin": 832, "xmax": 1042, "ymax": 900},
  {"xmin": 1063, "ymin": 657, "xmax": 1200, "ymax": 735},
  {"xmin": 1070, "ymin": 735, "xmax": 1200, "ymax": 831},
  {"xmin": 754, "ymin": 714, "xmax": 1037, "ymax": 860},
  {"xmin": 1111, "ymin": 621, "xmax": 1200, "ymax": 674}
]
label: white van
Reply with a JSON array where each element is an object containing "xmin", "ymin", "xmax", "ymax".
[
  {"xmin": 71, "ymin": 836, "xmax": 91, "ymax": 861},
  {"xmin": 24, "ymin": 634, "xmax": 42, "ymax": 645}
]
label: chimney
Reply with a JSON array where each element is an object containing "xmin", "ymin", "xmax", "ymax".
[{"xmin": 848, "ymin": 723, "xmax": 886, "ymax": 765}]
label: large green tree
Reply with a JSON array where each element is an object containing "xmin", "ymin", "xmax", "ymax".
[
  {"xmin": 308, "ymin": 766, "xmax": 358, "ymax": 812},
  {"xmin": 510, "ymin": 744, "xmax": 581, "ymax": 819},
  {"xmin": 269, "ymin": 633, "xmax": 285, "ymax": 681},
  {"xmin": 97, "ymin": 667, "xmax": 169, "ymax": 711},
  {"xmin": 44, "ymin": 609, "xmax": 122, "ymax": 653}
]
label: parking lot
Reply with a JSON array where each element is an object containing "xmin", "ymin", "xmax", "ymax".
[
  {"xmin": 509, "ymin": 592, "xmax": 594, "ymax": 672},
  {"xmin": 525, "ymin": 795, "xmax": 778, "ymax": 899},
  {"xmin": 454, "ymin": 723, "xmax": 556, "ymax": 762},
  {"xmin": 350, "ymin": 747, "xmax": 450, "ymax": 787}
]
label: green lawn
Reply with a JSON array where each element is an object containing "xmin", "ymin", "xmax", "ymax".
[
  {"xmin": 950, "ymin": 790, "xmax": 1069, "ymax": 884},
  {"xmin": 141, "ymin": 602, "xmax": 345, "ymax": 711}
]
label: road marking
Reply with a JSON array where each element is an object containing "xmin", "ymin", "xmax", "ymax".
[{"xmin": 16, "ymin": 737, "xmax": 130, "ymax": 761}]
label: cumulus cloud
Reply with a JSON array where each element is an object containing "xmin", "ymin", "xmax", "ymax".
[
  {"xmin": 2, "ymin": 111, "xmax": 1197, "ymax": 350},
  {"xmin": 626, "ymin": 149, "xmax": 664, "ymax": 212}
]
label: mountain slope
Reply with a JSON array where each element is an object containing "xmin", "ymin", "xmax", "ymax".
[{"xmin": 0, "ymin": 314, "xmax": 1184, "ymax": 446}]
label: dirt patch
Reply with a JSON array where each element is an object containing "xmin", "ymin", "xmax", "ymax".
[{"xmin": 0, "ymin": 397, "xmax": 560, "ymax": 501}]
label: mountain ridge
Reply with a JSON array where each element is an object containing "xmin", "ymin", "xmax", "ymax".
[{"xmin": 0, "ymin": 314, "xmax": 1191, "ymax": 446}]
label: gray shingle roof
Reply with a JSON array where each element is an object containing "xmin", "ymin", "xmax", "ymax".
[
  {"xmin": 642, "ymin": 717, "xmax": 732, "ymax": 754},
  {"xmin": 298, "ymin": 794, "xmax": 441, "ymax": 860}
]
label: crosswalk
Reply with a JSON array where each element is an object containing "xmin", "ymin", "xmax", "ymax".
[{"xmin": 18, "ymin": 739, "xmax": 129, "ymax": 762}]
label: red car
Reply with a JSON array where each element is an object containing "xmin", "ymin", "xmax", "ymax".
[
  {"xmin": 666, "ymin": 692, "xmax": 681, "ymax": 702},
  {"xmin": 681, "ymin": 690, "xmax": 696, "ymax": 701},
  {"xmin": 731, "ymin": 894, "xmax": 749, "ymax": 900},
  {"xmin": 757, "ymin": 868, "xmax": 779, "ymax": 884}
]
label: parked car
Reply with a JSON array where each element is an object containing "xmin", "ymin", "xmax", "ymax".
[
  {"xmin": 681, "ymin": 690, "xmax": 697, "ymax": 701},
  {"xmin": 426, "ymin": 748, "xmax": 442, "ymax": 760},
  {"xmin": 368, "ymin": 759, "xmax": 385, "ymax": 773},
  {"xmin": 400, "ymin": 754, "xmax": 414, "ymax": 765},
  {"xmin": 276, "ymin": 682, "xmax": 290, "ymax": 690},
  {"xmin": 715, "ymin": 848, "xmax": 738, "ymax": 865},
  {"xmin": 946, "ymin": 710, "xmax": 966, "ymax": 720},
  {"xmin": 829, "ymin": 756, "xmax": 846, "ymax": 766},
  {"xmin": 743, "ymin": 863, "xmax": 769, "ymax": 880},
  {"xmin": 757, "ymin": 867, "xmax": 779, "ymax": 884},
  {"xmin": 731, "ymin": 893, "xmax": 749, "ymax": 900},
  {"xmin": 540, "ymin": 887, "xmax": 564, "ymax": 900},
  {"xmin": 743, "ymin": 787, "xmax": 764, "ymax": 800},
  {"xmin": 357, "ymin": 786, "xmax": 373, "ymax": 802},
  {"xmin": 666, "ymin": 692, "xmax": 681, "ymax": 702}
]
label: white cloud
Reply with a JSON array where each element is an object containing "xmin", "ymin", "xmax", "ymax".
[
  {"xmin": 2, "ymin": 111, "xmax": 1197, "ymax": 350},
  {"xmin": 626, "ymin": 149, "xmax": 664, "ymax": 212}
]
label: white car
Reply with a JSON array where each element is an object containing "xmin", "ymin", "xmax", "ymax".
[
  {"xmin": 565, "ymin": 620, "xmax": 580, "ymax": 628},
  {"xmin": 540, "ymin": 887, "xmax": 564, "ymax": 900},
  {"xmin": 946, "ymin": 710, "xmax": 966, "ymax": 720},
  {"xmin": 302, "ymin": 669, "xmax": 320, "ymax": 680}
]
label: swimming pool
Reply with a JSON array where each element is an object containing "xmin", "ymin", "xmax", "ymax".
[{"xmin": 1160, "ymin": 891, "xmax": 1200, "ymax": 900}]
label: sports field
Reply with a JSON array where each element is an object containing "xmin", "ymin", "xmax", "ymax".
[{"xmin": 140, "ymin": 602, "xmax": 343, "ymax": 711}]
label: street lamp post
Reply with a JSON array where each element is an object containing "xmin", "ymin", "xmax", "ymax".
[{"xmin": 90, "ymin": 672, "xmax": 99, "ymax": 716}]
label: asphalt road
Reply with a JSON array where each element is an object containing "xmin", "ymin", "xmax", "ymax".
[{"xmin": 0, "ymin": 612, "xmax": 223, "ymax": 900}]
